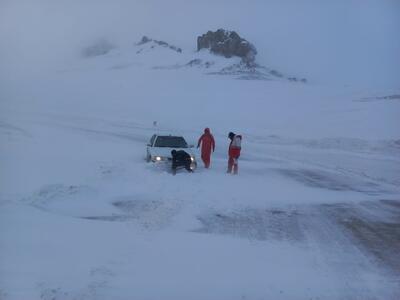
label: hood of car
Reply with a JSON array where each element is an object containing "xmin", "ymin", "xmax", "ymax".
[{"xmin": 149, "ymin": 147, "xmax": 195, "ymax": 159}]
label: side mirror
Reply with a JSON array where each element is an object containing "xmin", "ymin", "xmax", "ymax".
[{"xmin": 147, "ymin": 144, "xmax": 151, "ymax": 147}]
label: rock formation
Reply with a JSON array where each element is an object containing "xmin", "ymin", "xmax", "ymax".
[{"xmin": 197, "ymin": 29, "xmax": 257, "ymax": 65}]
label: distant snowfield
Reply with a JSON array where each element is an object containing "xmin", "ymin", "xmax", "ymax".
[{"xmin": 1, "ymin": 1, "xmax": 400, "ymax": 299}]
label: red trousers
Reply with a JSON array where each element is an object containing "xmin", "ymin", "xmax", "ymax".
[
  {"xmin": 227, "ymin": 156, "xmax": 239, "ymax": 174},
  {"xmin": 201, "ymin": 152, "xmax": 211, "ymax": 168},
  {"xmin": 198, "ymin": 133, "xmax": 215, "ymax": 168}
]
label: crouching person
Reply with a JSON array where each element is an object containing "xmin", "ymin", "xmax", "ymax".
[{"xmin": 171, "ymin": 150, "xmax": 193, "ymax": 175}]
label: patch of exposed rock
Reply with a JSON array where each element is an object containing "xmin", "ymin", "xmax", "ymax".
[
  {"xmin": 197, "ymin": 29, "xmax": 257, "ymax": 66},
  {"xmin": 207, "ymin": 61, "xmax": 307, "ymax": 82},
  {"xmin": 186, "ymin": 59, "xmax": 215, "ymax": 68},
  {"xmin": 358, "ymin": 94, "xmax": 400, "ymax": 103},
  {"xmin": 136, "ymin": 36, "xmax": 182, "ymax": 53}
]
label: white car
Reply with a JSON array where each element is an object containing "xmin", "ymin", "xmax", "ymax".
[{"xmin": 146, "ymin": 134, "xmax": 197, "ymax": 170}]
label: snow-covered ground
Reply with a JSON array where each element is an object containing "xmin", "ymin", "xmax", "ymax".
[{"xmin": 1, "ymin": 1, "xmax": 400, "ymax": 299}]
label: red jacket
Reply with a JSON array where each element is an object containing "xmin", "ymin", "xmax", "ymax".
[
  {"xmin": 229, "ymin": 135, "xmax": 242, "ymax": 157},
  {"xmin": 197, "ymin": 128, "xmax": 215, "ymax": 155}
]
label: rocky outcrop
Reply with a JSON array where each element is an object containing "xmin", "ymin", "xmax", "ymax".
[
  {"xmin": 136, "ymin": 36, "xmax": 182, "ymax": 53},
  {"xmin": 197, "ymin": 29, "xmax": 257, "ymax": 65},
  {"xmin": 186, "ymin": 59, "xmax": 215, "ymax": 68}
]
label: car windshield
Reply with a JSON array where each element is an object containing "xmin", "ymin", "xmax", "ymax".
[{"xmin": 154, "ymin": 136, "xmax": 188, "ymax": 148}]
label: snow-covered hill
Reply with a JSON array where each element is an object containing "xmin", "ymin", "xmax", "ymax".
[{"xmin": 0, "ymin": 1, "xmax": 400, "ymax": 299}]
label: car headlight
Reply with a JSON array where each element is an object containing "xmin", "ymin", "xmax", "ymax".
[
  {"xmin": 190, "ymin": 156, "xmax": 195, "ymax": 162},
  {"xmin": 155, "ymin": 156, "xmax": 162, "ymax": 161}
]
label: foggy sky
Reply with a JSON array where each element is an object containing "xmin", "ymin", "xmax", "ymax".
[{"xmin": 1, "ymin": 0, "xmax": 399, "ymax": 88}]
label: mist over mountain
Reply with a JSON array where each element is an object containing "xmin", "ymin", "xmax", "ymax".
[{"xmin": 1, "ymin": 0, "xmax": 399, "ymax": 88}]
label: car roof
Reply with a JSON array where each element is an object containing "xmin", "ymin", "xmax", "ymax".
[{"xmin": 154, "ymin": 134, "xmax": 184, "ymax": 138}]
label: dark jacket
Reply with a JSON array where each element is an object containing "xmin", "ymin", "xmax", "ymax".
[{"xmin": 172, "ymin": 150, "xmax": 191, "ymax": 164}]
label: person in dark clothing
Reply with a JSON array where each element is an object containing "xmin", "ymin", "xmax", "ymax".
[{"xmin": 171, "ymin": 149, "xmax": 193, "ymax": 175}]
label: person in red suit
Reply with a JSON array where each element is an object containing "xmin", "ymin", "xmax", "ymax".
[
  {"xmin": 197, "ymin": 128, "xmax": 215, "ymax": 168},
  {"xmin": 227, "ymin": 132, "xmax": 242, "ymax": 174}
]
